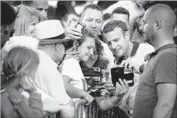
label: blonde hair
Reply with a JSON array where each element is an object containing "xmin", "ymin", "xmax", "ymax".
[{"xmin": 14, "ymin": 5, "xmax": 44, "ymax": 36}]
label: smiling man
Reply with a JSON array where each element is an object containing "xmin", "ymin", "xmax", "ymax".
[{"xmin": 103, "ymin": 20, "xmax": 154, "ymax": 115}]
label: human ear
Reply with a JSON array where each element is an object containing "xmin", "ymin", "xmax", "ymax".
[
  {"xmin": 154, "ymin": 20, "xmax": 161, "ymax": 31},
  {"xmin": 125, "ymin": 31, "xmax": 130, "ymax": 40}
]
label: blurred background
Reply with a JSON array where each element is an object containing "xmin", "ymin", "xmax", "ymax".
[{"xmin": 5, "ymin": 0, "xmax": 177, "ymax": 29}]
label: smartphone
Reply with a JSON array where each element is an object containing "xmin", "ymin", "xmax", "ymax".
[{"xmin": 111, "ymin": 67, "xmax": 134, "ymax": 87}]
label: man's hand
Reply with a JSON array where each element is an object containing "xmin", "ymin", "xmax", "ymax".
[
  {"xmin": 65, "ymin": 18, "xmax": 82, "ymax": 40},
  {"xmin": 120, "ymin": 58, "xmax": 142, "ymax": 74},
  {"xmin": 129, "ymin": 2, "xmax": 145, "ymax": 25},
  {"xmin": 115, "ymin": 79, "xmax": 129, "ymax": 98}
]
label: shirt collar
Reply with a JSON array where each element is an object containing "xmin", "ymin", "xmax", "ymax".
[{"xmin": 145, "ymin": 43, "xmax": 177, "ymax": 61}]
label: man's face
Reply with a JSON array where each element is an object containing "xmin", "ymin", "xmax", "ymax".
[
  {"xmin": 81, "ymin": 8, "xmax": 103, "ymax": 35},
  {"xmin": 141, "ymin": 10, "xmax": 155, "ymax": 44},
  {"xmin": 112, "ymin": 13, "xmax": 129, "ymax": 25},
  {"xmin": 31, "ymin": 0, "xmax": 48, "ymax": 19},
  {"xmin": 39, "ymin": 43, "xmax": 65, "ymax": 63},
  {"xmin": 103, "ymin": 27, "xmax": 129, "ymax": 59}
]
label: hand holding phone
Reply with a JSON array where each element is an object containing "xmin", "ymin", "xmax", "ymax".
[
  {"xmin": 111, "ymin": 67, "xmax": 134, "ymax": 87},
  {"xmin": 65, "ymin": 19, "xmax": 83, "ymax": 40}
]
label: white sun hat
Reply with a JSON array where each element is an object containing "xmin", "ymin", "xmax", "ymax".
[{"xmin": 35, "ymin": 20, "xmax": 68, "ymax": 44}]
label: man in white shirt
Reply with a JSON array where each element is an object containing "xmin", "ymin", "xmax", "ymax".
[
  {"xmin": 35, "ymin": 20, "xmax": 76, "ymax": 118},
  {"xmin": 103, "ymin": 20, "xmax": 154, "ymax": 115}
]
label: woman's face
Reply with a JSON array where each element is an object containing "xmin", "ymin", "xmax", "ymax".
[
  {"xmin": 78, "ymin": 36, "xmax": 96, "ymax": 62},
  {"xmin": 28, "ymin": 16, "xmax": 39, "ymax": 37}
]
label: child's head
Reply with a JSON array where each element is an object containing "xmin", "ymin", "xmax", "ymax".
[{"xmin": 2, "ymin": 47, "xmax": 39, "ymax": 87}]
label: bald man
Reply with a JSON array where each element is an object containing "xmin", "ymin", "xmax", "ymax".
[
  {"xmin": 23, "ymin": 0, "xmax": 48, "ymax": 19},
  {"xmin": 133, "ymin": 4, "xmax": 177, "ymax": 118}
]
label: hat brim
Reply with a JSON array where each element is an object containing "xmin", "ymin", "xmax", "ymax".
[
  {"xmin": 39, "ymin": 38, "xmax": 73, "ymax": 45},
  {"xmin": 39, "ymin": 33, "xmax": 72, "ymax": 44}
]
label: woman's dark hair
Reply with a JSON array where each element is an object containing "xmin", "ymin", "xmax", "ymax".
[
  {"xmin": 103, "ymin": 13, "xmax": 111, "ymax": 21},
  {"xmin": 2, "ymin": 47, "xmax": 39, "ymax": 83},
  {"xmin": 1, "ymin": 1, "xmax": 17, "ymax": 26},
  {"xmin": 79, "ymin": 28, "xmax": 103, "ymax": 55},
  {"xmin": 64, "ymin": 28, "xmax": 103, "ymax": 55}
]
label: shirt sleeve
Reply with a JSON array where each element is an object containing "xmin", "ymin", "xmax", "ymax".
[
  {"xmin": 62, "ymin": 58, "xmax": 83, "ymax": 81},
  {"xmin": 154, "ymin": 53, "xmax": 177, "ymax": 84}
]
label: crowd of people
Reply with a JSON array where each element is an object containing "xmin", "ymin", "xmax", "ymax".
[{"xmin": 1, "ymin": 0, "xmax": 177, "ymax": 118}]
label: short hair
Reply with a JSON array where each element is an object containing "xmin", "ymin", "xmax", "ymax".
[
  {"xmin": 14, "ymin": 5, "xmax": 44, "ymax": 36},
  {"xmin": 1, "ymin": 1, "xmax": 17, "ymax": 26},
  {"xmin": 81, "ymin": 4, "xmax": 103, "ymax": 18},
  {"xmin": 2, "ymin": 47, "xmax": 39, "ymax": 83},
  {"xmin": 22, "ymin": 1, "xmax": 33, "ymax": 6},
  {"xmin": 112, "ymin": 7, "xmax": 130, "ymax": 20},
  {"xmin": 103, "ymin": 20, "xmax": 128, "ymax": 35},
  {"xmin": 103, "ymin": 13, "xmax": 112, "ymax": 21}
]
